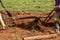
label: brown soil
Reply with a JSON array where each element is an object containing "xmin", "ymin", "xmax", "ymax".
[{"xmin": 0, "ymin": 11, "xmax": 60, "ymax": 40}]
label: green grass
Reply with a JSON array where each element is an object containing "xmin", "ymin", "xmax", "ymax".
[{"xmin": 0, "ymin": 0, "xmax": 55, "ymax": 12}]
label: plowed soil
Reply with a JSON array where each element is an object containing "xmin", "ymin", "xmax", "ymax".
[{"xmin": 0, "ymin": 11, "xmax": 60, "ymax": 40}]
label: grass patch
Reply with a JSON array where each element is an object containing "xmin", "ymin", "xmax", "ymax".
[{"xmin": 0, "ymin": 0, "xmax": 55, "ymax": 12}]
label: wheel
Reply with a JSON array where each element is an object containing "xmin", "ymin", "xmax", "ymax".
[{"xmin": 54, "ymin": 21, "xmax": 60, "ymax": 33}]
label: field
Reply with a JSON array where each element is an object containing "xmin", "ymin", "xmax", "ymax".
[
  {"xmin": 1, "ymin": 0, "xmax": 54, "ymax": 12},
  {"xmin": 0, "ymin": 11, "xmax": 60, "ymax": 40},
  {"xmin": 0, "ymin": 0, "xmax": 60, "ymax": 40}
]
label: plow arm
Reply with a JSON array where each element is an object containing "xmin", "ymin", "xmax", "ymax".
[{"xmin": 0, "ymin": 0, "xmax": 12, "ymax": 17}]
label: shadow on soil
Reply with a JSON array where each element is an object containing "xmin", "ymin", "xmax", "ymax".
[{"xmin": 8, "ymin": 16, "xmax": 55, "ymax": 32}]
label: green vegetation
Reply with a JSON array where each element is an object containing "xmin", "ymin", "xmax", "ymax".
[{"xmin": 0, "ymin": 0, "xmax": 55, "ymax": 12}]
